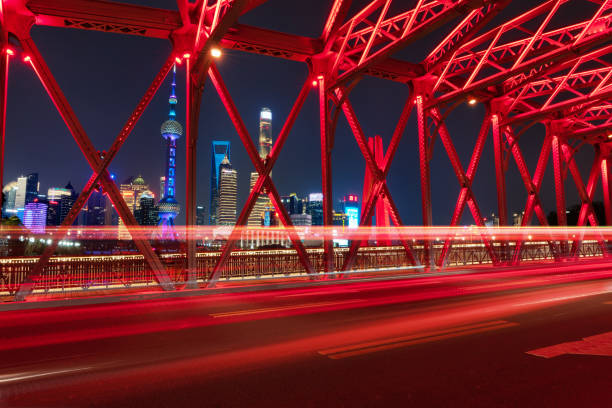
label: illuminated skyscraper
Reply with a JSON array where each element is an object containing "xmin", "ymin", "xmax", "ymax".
[
  {"xmin": 23, "ymin": 201, "xmax": 47, "ymax": 233},
  {"xmin": 210, "ymin": 141, "xmax": 230, "ymax": 225},
  {"xmin": 196, "ymin": 205, "xmax": 206, "ymax": 225},
  {"xmin": 217, "ymin": 155, "xmax": 237, "ymax": 225},
  {"xmin": 118, "ymin": 176, "xmax": 152, "ymax": 238},
  {"xmin": 135, "ymin": 192, "xmax": 158, "ymax": 226},
  {"xmin": 259, "ymin": 107, "xmax": 272, "ymax": 157},
  {"xmin": 46, "ymin": 186, "xmax": 71, "ymax": 226},
  {"xmin": 2, "ymin": 181, "xmax": 18, "ymax": 215},
  {"xmin": 248, "ymin": 108, "xmax": 273, "ymax": 227},
  {"xmin": 59, "ymin": 182, "xmax": 76, "ymax": 225},
  {"xmin": 86, "ymin": 190, "xmax": 108, "ymax": 226},
  {"xmin": 341, "ymin": 195, "xmax": 360, "ymax": 229},
  {"xmin": 158, "ymin": 64, "xmax": 182, "ymax": 238},
  {"xmin": 306, "ymin": 193, "xmax": 324, "ymax": 226}
]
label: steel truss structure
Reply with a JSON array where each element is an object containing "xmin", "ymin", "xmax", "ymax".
[{"xmin": 0, "ymin": 0, "xmax": 610, "ymax": 300}]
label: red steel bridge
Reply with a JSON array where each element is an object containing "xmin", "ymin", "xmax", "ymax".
[{"xmin": 0, "ymin": 0, "xmax": 610, "ymax": 302}]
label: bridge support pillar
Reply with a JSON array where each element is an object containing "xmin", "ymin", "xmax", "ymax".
[
  {"xmin": 415, "ymin": 94, "xmax": 433, "ymax": 269},
  {"xmin": 551, "ymin": 133, "xmax": 568, "ymax": 255},
  {"xmin": 0, "ymin": 42, "xmax": 9, "ymax": 217},
  {"xmin": 185, "ymin": 55, "xmax": 200, "ymax": 289},
  {"xmin": 318, "ymin": 75, "xmax": 334, "ymax": 275},
  {"xmin": 600, "ymin": 147, "xmax": 612, "ymax": 226}
]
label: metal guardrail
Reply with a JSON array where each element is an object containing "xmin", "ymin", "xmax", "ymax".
[{"xmin": 0, "ymin": 241, "xmax": 604, "ymax": 297}]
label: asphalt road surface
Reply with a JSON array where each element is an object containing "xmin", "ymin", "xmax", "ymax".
[{"xmin": 1, "ymin": 261, "xmax": 611, "ymax": 407}]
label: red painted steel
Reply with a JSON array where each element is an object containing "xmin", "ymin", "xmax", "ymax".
[
  {"xmin": 207, "ymin": 66, "xmax": 315, "ymax": 286},
  {"xmin": 319, "ymin": 75, "xmax": 335, "ymax": 275},
  {"xmin": 0, "ymin": 0, "xmax": 609, "ymax": 300},
  {"xmin": 14, "ymin": 36, "xmax": 175, "ymax": 300},
  {"xmin": 416, "ymin": 95, "xmax": 433, "ymax": 268}
]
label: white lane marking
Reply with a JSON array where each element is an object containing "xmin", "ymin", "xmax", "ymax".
[{"xmin": 0, "ymin": 366, "xmax": 92, "ymax": 384}]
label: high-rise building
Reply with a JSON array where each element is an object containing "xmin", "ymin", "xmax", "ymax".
[
  {"xmin": 259, "ymin": 107, "xmax": 272, "ymax": 157},
  {"xmin": 25, "ymin": 173, "xmax": 39, "ymax": 205},
  {"xmin": 217, "ymin": 155, "xmax": 237, "ymax": 225},
  {"xmin": 59, "ymin": 182, "xmax": 76, "ymax": 225},
  {"xmin": 196, "ymin": 205, "xmax": 206, "ymax": 225},
  {"xmin": 248, "ymin": 173, "xmax": 265, "ymax": 226},
  {"xmin": 23, "ymin": 200, "xmax": 47, "ymax": 233},
  {"xmin": 306, "ymin": 193, "xmax": 324, "ymax": 226},
  {"xmin": 158, "ymin": 64, "xmax": 182, "ymax": 236},
  {"xmin": 135, "ymin": 193, "xmax": 158, "ymax": 226},
  {"xmin": 281, "ymin": 193, "xmax": 305, "ymax": 215},
  {"xmin": 210, "ymin": 141, "xmax": 230, "ymax": 225},
  {"xmin": 2, "ymin": 181, "xmax": 18, "ymax": 213},
  {"xmin": 247, "ymin": 108, "xmax": 274, "ymax": 226},
  {"xmin": 86, "ymin": 190, "xmax": 108, "ymax": 226},
  {"xmin": 47, "ymin": 187, "xmax": 72, "ymax": 201},
  {"xmin": 118, "ymin": 176, "xmax": 151, "ymax": 238},
  {"xmin": 14, "ymin": 176, "xmax": 27, "ymax": 214},
  {"xmin": 341, "ymin": 195, "xmax": 360, "ymax": 229}
]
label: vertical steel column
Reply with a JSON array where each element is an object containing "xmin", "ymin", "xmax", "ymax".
[
  {"xmin": 552, "ymin": 134, "xmax": 568, "ymax": 255},
  {"xmin": 491, "ymin": 114, "xmax": 508, "ymax": 227},
  {"xmin": 0, "ymin": 47, "xmax": 9, "ymax": 215},
  {"xmin": 185, "ymin": 56, "xmax": 199, "ymax": 289},
  {"xmin": 374, "ymin": 135, "xmax": 390, "ymax": 235},
  {"xmin": 601, "ymin": 149, "xmax": 612, "ymax": 226},
  {"xmin": 416, "ymin": 95, "xmax": 432, "ymax": 268},
  {"xmin": 318, "ymin": 76, "xmax": 334, "ymax": 274}
]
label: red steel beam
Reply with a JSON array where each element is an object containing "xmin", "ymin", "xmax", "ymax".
[
  {"xmin": 602, "ymin": 150, "xmax": 612, "ymax": 226},
  {"xmin": 0, "ymin": 46, "xmax": 10, "ymax": 215},
  {"xmin": 330, "ymin": 0, "xmax": 498, "ymax": 90},
  {"xmin": 207, "ymin": 65, "xmax": 315, "ymax": 286},
  {"xmin": 416, "ymin": 94, "xmax": 433, "ymax": 268},
  {"xmin": 432, "ymin": 5, "xmax": 612, "ymax": 108},
  {"xmin": 551, "ymin": 133, "xmax": 569, "ymax": 255},
  {"xmin": 560, "ymin": 141, "xmax": 608, "ymax": 257},
  {"xmin": 511, "ymin": 134, "xmax": 556, "ymax": 262},
  {"xmin": 335, "ymin": 93, "xmax": 417, "ymax": 272},
  {"xmin": 21, "ymin": 53, "xmax": 176, "ymax": 294},
  {"xmin": 14, "ymin": 35, "xmax": 174, "ymax": 300},
  {"xmin": 318, "ymin": 75, "xmax": 334, "ymax": 275},
  {"xmin": 491, "ymin": 113, "xmax": 508, "ymax": 227},
  {"xmin": 431, "ymin": 108, "xmax": 498, "ymax": 267},
  {"xmin": 27, "ymin": 0, "xmax": 182, "ymax": 38}
]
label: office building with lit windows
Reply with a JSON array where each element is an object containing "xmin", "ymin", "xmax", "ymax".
[
  {"xmin": 217, "ymin": 155, "xmax": 237, "ymax": 225},
  {"xmin": 210, "ymin": 141, "xmax": 231, "ymax": 225}
]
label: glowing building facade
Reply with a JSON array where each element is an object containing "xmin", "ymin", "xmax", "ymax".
[
  {"xmin": 158, "ymin": 64, "xmax": 182, "ymax": 238},
  {"xmin": 210, "ymin": 141, "xmax": 231, "ymax": 225},
  {"xmin": 217, "ymin": 155, "xmax": 237, "ymax": 225},
  {"xmin": 247, "ymin": 108, "xmax": 273, "ymax": 227},
  {"xmin": 23, "ymin": 201, "xmax": 47, "ymax": 233}
]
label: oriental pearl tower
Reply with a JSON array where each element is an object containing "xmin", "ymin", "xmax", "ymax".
[{"xmin": 158, "ymin": 64, "xmax": 182, "ymax": 238}]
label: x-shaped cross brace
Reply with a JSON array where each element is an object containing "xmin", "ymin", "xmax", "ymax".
[
  {"xmin": 334, "ymin": 89, "xmax": 418, "ymax": 273},
  {"xmin": 206, "ymin": 64, "xmax": 315, "ymax": 287},
  {"xmin": 15, "ymin": 36, "xmax": 176, "ymax": 300},
  {"xmin": 429, "ymin": 107, "xmax": 499, "ymax": 268},
  {"xmin": 503, "ymin": 129, "xmax": 560, "ymax": 263},
  {"xmin": 560, "ymin": 140, "xmax": 608, "ymax": 258}
]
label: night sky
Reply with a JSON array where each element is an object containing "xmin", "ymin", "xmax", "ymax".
[{"xmin": 3, "ymin": 0, "xmax": 601, "ymax": 225}]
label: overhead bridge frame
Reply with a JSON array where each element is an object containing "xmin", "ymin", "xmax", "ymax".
[{"xmin": 0, "ymin": 0, "xmax": 608, "ymax": 300}]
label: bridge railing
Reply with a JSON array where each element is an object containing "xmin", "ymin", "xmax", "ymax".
[{"xmin": 0, "ymin": 238, "xmax": 605, "ymax": 298}]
